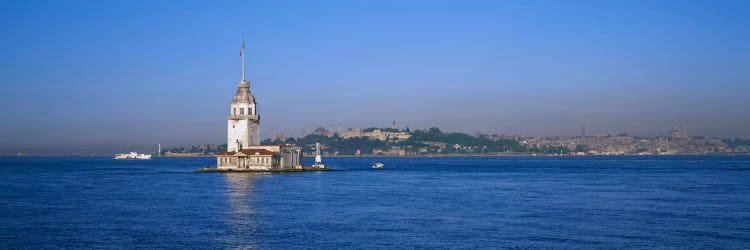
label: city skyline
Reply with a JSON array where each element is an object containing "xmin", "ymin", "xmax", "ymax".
[
  {"xmin": 1, "ymin": 123, "xmax": 742, "ymax": 156},
  {"xmin": 1, "ymin": 0, "xmax": 749, "ymax": 155}
]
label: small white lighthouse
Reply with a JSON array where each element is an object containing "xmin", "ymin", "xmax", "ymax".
[{"xmin": 313, "ymin": 139, "xmax": 325, "ymax": 168}]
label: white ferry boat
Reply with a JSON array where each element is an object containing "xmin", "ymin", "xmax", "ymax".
[{"xmin": 114, "ymin": 152, "xmax": 152, "ymax": 160}]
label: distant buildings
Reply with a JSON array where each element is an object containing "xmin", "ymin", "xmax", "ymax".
[
  {"xmin": 312, "ymin": 127, "xmax": 332, "ymax": 137},
  {"xmin": 581, "ymin": 126, "xmax": 586, "ymax": 137},
  {"xmin": 293, "ymin": 123, "xmax": 749, "ymax": 156},
  {"xmin": 172, "ymin": 123, "xmax": 750, "ymax": 157},
  {"xmin": 372, "ymin": 146, "xmax": 407, "ymax": 156},
  {"xmin": 340, "ymin": 128, "xmax": 411, "ymax": 141},
  {"xmin": 670, "ymin": 128, "xmax": 690, "ymax": 140},
  {"xmin": 517, "ymin": 131, "xmax": 746, "ymax": 155}
]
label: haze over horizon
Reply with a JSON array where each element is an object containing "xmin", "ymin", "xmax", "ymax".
[{"xmin": 1, "ymin": 0, "xmax": 749, "ymax": 155}]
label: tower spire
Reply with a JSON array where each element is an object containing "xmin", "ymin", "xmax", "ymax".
[{"xmin": 241, "ymin": 34, "xmax": 246, "ymax": 81}]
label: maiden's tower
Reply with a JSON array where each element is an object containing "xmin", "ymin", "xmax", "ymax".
[{"xmin": 215, "ymin": 38, "xmax": 303, "ymax": 170}]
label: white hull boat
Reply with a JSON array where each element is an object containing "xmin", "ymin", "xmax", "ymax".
[{"xmin": 114, "ymin": 152, "xmax": 152, "ymax": 160}]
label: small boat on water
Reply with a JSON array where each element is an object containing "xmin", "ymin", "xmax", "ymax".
[
  {"xmin": 114, "ymin": 152, "xmax": 152, "ymax": 160},
  {"xmin": 372, "ymin": 162, "xmax": 385, "ymax": 169}
]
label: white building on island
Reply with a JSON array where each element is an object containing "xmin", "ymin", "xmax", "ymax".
[{"xmin": 216, "ymin": 38, "xmax": 302, "ymax": 170}]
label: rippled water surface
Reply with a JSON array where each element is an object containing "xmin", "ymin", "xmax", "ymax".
[{"xmin": 2, "ymin": 156, "xmax": 749, "ymax": 249}]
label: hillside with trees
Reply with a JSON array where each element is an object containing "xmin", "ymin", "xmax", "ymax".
[{"xmin": 261, "ymin": 127, "xmax": 567, "ymax": 156}]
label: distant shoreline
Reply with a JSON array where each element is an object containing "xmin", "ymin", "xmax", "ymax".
[
  {"xmin": 2, "ymin": 153, "xmax": 746, "ymax": 158},
  {"xmin": 325, "ymin": 153, "xmax": 747, "ymax": 158}
]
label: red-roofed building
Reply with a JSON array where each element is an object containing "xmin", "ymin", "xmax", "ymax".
[{"xmin": 216, "ymin": 144, "xmax": 302, "ymax": 170}]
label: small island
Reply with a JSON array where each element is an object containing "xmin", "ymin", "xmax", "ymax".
[
  {"xmin": 195, "ymin": 167, "xmax": 333, "ymax": 173},
  {"xmin": 197, "ymin": 39, "xmax": 332, "ymax": 173}
]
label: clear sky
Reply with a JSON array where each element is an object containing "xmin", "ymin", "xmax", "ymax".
[{"xmin": 1, "ymin": 0, "xmax": 749, "ymax": 155}]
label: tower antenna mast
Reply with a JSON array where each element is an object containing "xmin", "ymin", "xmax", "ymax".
[{"xmin": 241, "ymin": 34, "xmax": 246, "ymax": 81}]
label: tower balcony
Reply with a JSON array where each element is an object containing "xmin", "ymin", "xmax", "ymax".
[{"xmin": 228, "ymin": 114, "xmax": 260, "ymax": 120}]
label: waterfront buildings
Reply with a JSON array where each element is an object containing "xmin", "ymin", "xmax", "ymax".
[{"xmin": 518, "ymin": 133, "xmax": 746, "ymax": 155}]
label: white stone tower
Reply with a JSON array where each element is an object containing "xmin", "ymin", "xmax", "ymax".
[{"xmin": 227, "ymin": 37, "xmax": 260, "ymax": 152}]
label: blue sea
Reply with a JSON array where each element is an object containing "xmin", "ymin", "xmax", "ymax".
[{"xmin": 1, "ymin": 156, "xmax": 749, "ymax": 249}]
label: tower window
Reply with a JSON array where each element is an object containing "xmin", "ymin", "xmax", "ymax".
[
  {"xmin": 240, "ymin": 108, "xmax": 245, "ymax": 115},
  {"xmin": 249, "ymin": 108, "xmax": 253, "ymax": 115},
  {"xmin": 233, "ymin": 108, "xmax": 236, "ymax": 115}
]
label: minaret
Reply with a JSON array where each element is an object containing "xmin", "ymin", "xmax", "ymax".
[{"xmin": 227, "ymin": 36, "xmax": 260, "ymax": 152}]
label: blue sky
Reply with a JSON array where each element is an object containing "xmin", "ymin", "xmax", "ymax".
[{"xmin": 1, "ymin": 0, "xmax": 749, "ymax": 154}]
